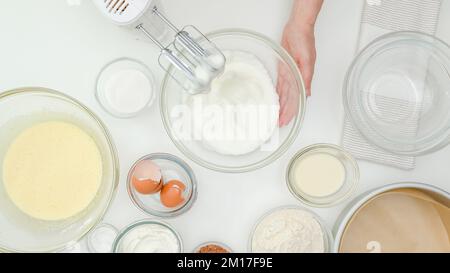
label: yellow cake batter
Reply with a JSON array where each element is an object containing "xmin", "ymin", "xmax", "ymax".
[{"xmin": 2, "ymin": 121, "xmax": 103, "ymax": 221}]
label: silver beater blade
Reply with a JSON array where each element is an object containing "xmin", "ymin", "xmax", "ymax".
[{"xmin": 138, "ymin": 7, "xmax": 226, "ymax": 94}]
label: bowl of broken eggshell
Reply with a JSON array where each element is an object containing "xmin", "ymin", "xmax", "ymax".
[{"xmin": 127, "ymin": 153, "xmax": 198, "ymax": 218}]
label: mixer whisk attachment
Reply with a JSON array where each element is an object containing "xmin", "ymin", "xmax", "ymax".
[{"xmin": 137, "ymin": 7, "xmax": 226, "ymax": 93}]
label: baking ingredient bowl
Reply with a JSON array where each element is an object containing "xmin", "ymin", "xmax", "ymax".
[
  {"xmin": 112, "ymin": 219, "xmax": 183, "ymax": 253},
  {"xmin": 344, "ymin": 31, "xmax": 450, "ymax": 155},
  {"xmin": 333, "ymin": 182, "xmax": 450, "ymax": 253},
  {"xmin": 87, "ymin": 223, "xmax": 119, "ymax": 253},
  {"xmin": 249, "ymin": 206, "xmax": 333, "ymax": 253},
  {"xmin": 127, "ymin": 153, "xmax": 197, "ymax": 218},
  {"xmin": 194, "ymin": 241, "xmax": 233, "ymax": 253},
  {"xmin": 286, "ymin": 144, "xmax": 360, "ymax": 207},
  {"xmin": 96, "ymin": 57, "xmax": 156, "ymax": 118},
  {"xmin": 161, "ymin": 29, "xmax": 306, "ymax": 173},
  {"xmin": 0, "ymin": 88, "xmax": 119, "ymax": 252}
]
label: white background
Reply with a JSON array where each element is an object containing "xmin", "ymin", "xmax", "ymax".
[{"xmin": 0, "ymin": 0, "xmax": 449, "ymax": 252}]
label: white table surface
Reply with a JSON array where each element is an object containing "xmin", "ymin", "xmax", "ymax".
[{"xmin": 1, "ymin": 0, "xmax": 449, "ymax": 253}]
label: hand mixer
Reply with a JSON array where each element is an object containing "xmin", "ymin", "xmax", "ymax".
[{"xmin": 93, "ymin": 0, "xmax": 226, "ymax": 93}]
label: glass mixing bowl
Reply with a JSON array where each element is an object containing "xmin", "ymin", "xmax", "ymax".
[
  {"xmin": 160, "ymin": 29, "xmax": 306, "ymax": 173},
  {"xmin": 0, "ymin": 88, "xmax": 119, "ymax": 252},
  {"xmin": 344, "ymin": 31, "xmax": 450, "ymax": 155}
]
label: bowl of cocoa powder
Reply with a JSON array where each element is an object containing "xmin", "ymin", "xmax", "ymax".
[{"xmin": 194, "ymin": 242, "xmax": 233, "ymax": 253}]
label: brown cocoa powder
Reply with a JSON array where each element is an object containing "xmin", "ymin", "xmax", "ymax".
[{"xmin": 197, "ymin": 244, "xmax": 230, "ymax": 253}]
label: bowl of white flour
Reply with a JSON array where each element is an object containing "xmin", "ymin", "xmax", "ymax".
[
  {"xmin": 249, "ymin": 206, "xmax": 333, "ymax": 253},
  {"xmin": 161, "ymin": 29, "xmax": 306, "ymax": 173}
]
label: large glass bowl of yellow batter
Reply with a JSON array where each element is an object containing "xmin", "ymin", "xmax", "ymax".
[
  {"xmin": 160, "ymin": 29, "xmax": 306, "ymax": 173},
  {"xmin": 0, "ymin": 88, "xmax": 119, "ymax": 252}
]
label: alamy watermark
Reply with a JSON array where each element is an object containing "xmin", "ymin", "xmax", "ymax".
[{"xmin": 170, "ymin": 100, "xmax": 281, "ymax": 152}]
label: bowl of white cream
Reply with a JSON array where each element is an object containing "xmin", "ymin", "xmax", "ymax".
[
  {"xmin": 161, "ymin": 29, "xmax": 306, "ymax": 173},
  {"xmin": 112, "ymin": 219, "xmax": 183, "ymax": 253}
]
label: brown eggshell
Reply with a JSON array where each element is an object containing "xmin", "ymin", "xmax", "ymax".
[
  {"xmin": 131, "ymin": 159, "xmax": 163, "ymax": 194},
  {"xmin": 160, "ymin": 180, "xmax": 186, "ymax": 208}
]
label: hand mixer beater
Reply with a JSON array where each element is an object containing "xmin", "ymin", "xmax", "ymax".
[{"xmin": 94, "ymin": 0, "xmax": 226, "ymax": 93}]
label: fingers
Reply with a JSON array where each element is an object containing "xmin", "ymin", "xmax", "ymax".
[
  {"xmin": 277, "ymin": 28, "xmax": 308, "ymax": 127},
  {"xmin": 276, "ymin": 63, "xmax": 300, "ymax": 127},
  {"xmin": 284, "ymin": 28, "xmax": 316, "ymax": 97},
  {"xmin": 298, "ymin": 58, "xmax": 314, "ymax": 97},
  {"xmin": 277, "ymin": 62, "xmax": 290, "ymax": 110},
  {"xmin": 277, "ymin": 58, "xmax": 295, "ymax": 127},
  {"xmin": 279, "ymin": 87, "xmax": 299, "ymax": 127},
  {"xmin": 279, "ymin": 106, "xmax": 295, "ymax": 127},
  {"xmin": 293, "ymin": 47, "xmax": 315, "ymax": 97}
]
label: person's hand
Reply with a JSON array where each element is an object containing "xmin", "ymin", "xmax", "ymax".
[
  {"xmin": 282, "ymin": 22, "xmax": 316, "ymax": 97},
  {"xmin": 277, "ymin": 22, "xmax": 317, "ymax": 127},
  {"xmin": 277, "ymin": 0, "xmax": 322, "ymax": 127}
]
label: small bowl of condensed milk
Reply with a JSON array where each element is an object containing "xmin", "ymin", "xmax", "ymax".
[{"xmin": 286, "ymin": 144, "xmax": 360, "ymax": 207}]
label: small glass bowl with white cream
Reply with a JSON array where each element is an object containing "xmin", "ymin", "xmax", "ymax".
[
  {"xmin": 96, "ymin": 58, "xmax": 156, "ymax": 118},
  {"xmin": 112, "ymin": 219, "xmax": 183, "ymax": 253},
  {"xmin": 127, "ymin": 153, "xmax": 198, "ymax": 218},
  {"xmin": 286, "ymin": 144, "xmax": 359, "ymax": 207}
]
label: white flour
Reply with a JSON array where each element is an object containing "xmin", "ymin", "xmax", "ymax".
[
  {"xmin": 185, "ymin": 50, "xmax": 279, "ymax": 156},
  {"xmin": 252, "ymin": 208, "xmax": 325, "ymax": 253}
]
